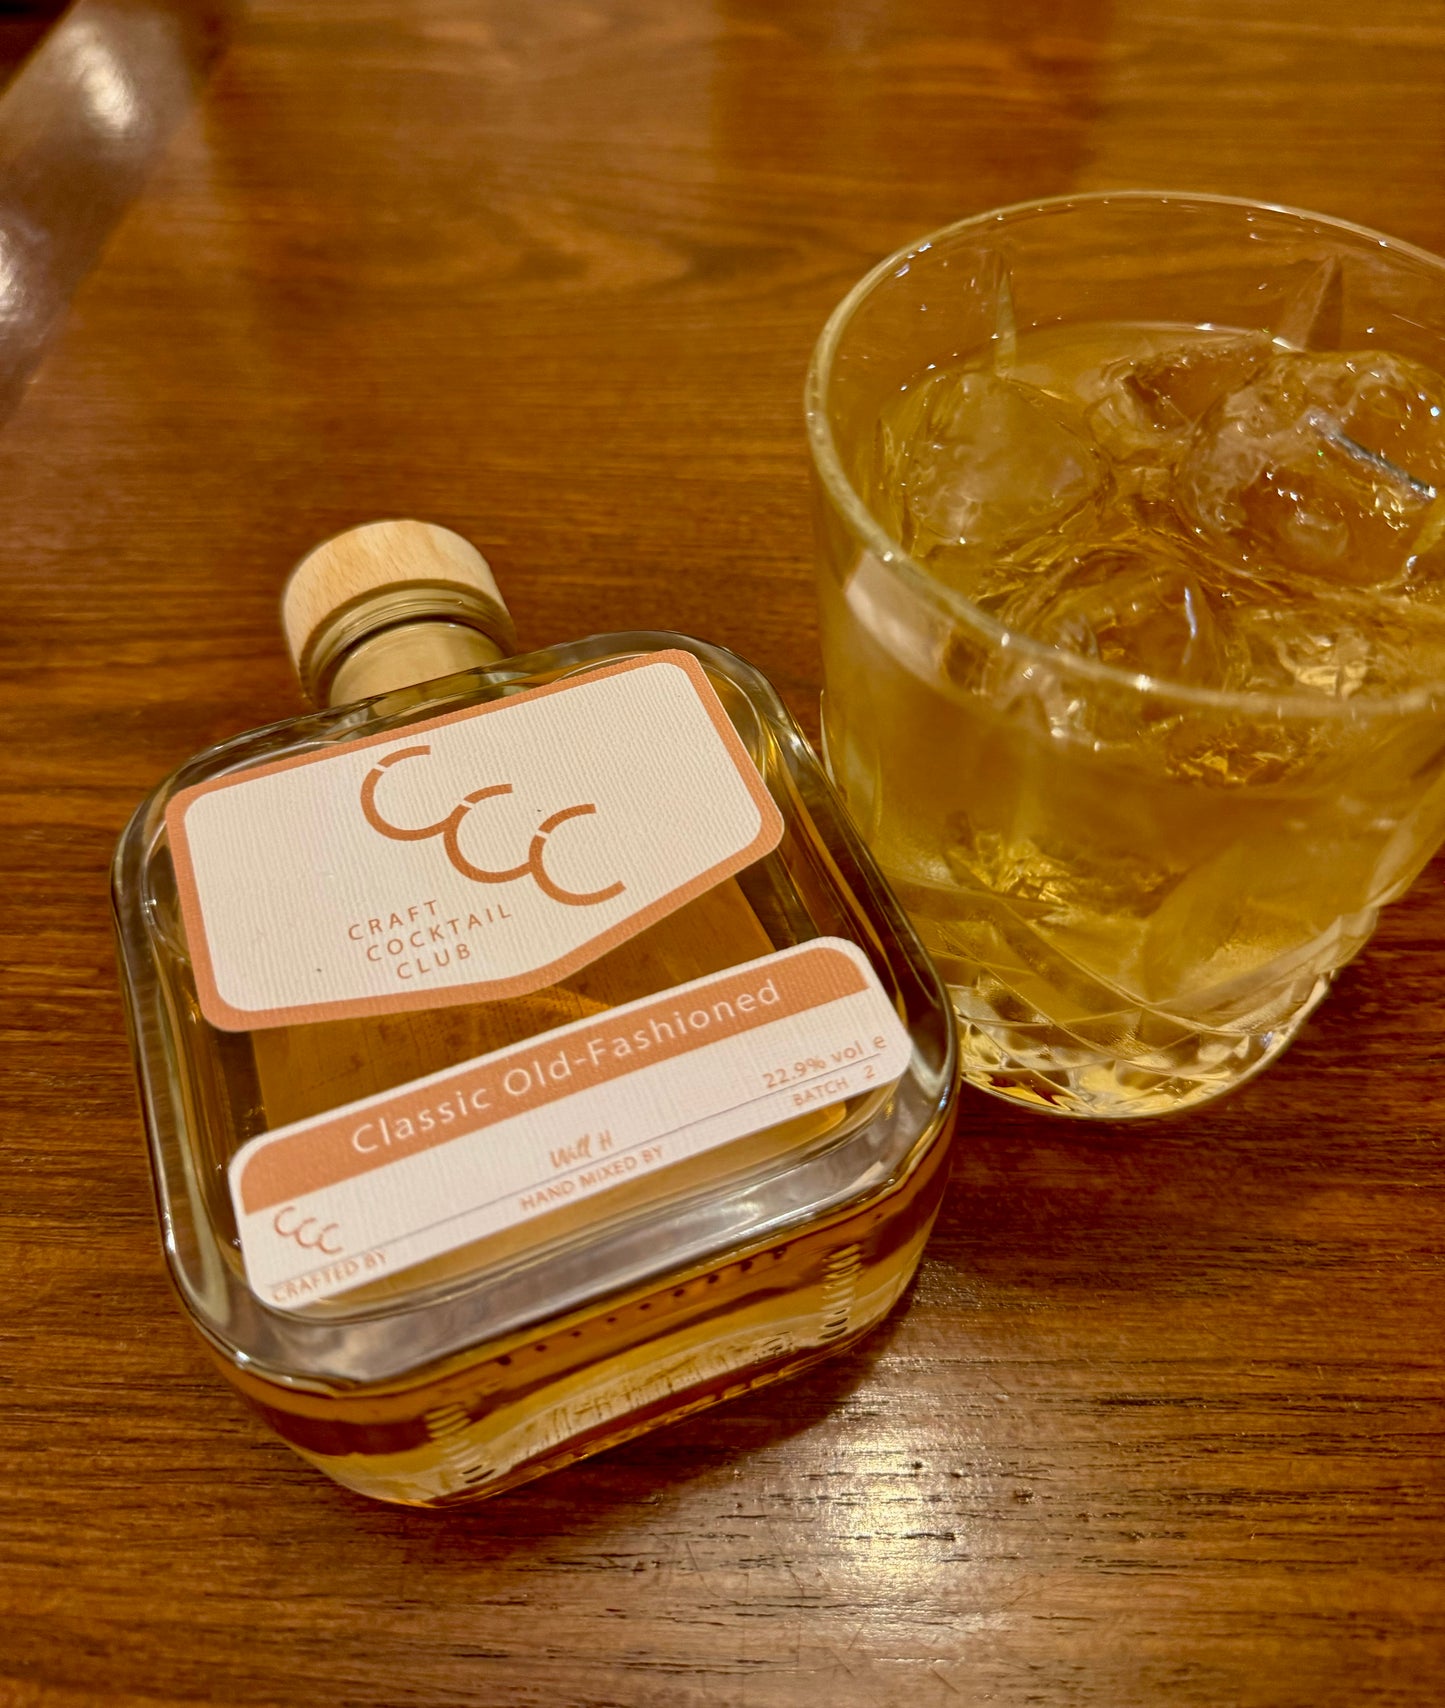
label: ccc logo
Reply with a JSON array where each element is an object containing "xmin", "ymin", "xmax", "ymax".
[
  {"xmin": 274, "ymin": 1206, "xmax": 342, "ymax": 1256},
  {"xmin": 360, "ymin": 745, "xmax": 625, "ymax": 909}
]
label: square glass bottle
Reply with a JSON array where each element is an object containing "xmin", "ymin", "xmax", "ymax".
[{"xmin": 111, "ymin": 521, "xmax": 958, "ymax": 1507}]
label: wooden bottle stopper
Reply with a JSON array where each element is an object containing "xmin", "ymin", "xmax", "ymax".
[{"xmin": 282, "ymin": 520, "xmax": 518, "ymax": 704}]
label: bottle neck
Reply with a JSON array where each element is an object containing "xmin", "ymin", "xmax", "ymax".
[{"xmin": 324, "ymin": 620, "xmax": 507, "ymax": 707}]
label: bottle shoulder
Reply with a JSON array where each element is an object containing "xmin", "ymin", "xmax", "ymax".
[{"xmin": 119, "ymin": 633, "xmax": 789, "ymax": 833}]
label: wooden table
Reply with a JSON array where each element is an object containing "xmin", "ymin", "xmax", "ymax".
[{"xmin": 4, "ymin": 2, "xmax": 1444, "ymax": 1702}]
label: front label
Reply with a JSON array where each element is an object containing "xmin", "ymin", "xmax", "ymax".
[
  {"xmin": 229, "ymin": 938, "xmax": 912, "ymax": 1310},
  {"xmin": 167, "ymin": 653, "xmax": 783, "ymax": 1030}
]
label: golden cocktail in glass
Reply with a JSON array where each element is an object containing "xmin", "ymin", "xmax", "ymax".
[{"xmin": 809, "ymin": 194, "xmax": 1445, "ymax": 1117}]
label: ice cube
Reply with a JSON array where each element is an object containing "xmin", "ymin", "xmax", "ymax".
[
  {"xmin": 1087, "ymin": 333, "xmax": 1274, "ymax": 461},
  {"xmin": 1138, "ymin": 828, "xmax": 1366, "ymax": 1005},
  {"xmin": 1176, "ymin": 350, "xmax": 1445, "ymax": 589},
  {"xmin": 1124, "ymin": 333, "xmax": 1276, "ymax": 432},
  {"xmin": 876, "ymin": 370, "xmax": 1106, "ymax": 573},
  {"xmin": 1241, "ymin": 590, "xmax": 1380, "ymax": 697},
  {"xmin": 994, "ymin": 535, "xmax": 1249, "ymax": 690},
  {"xmin": 1232, "ymin": 581, "xmax": 1445, "ymax": 699}
]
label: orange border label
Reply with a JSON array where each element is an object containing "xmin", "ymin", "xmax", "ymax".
[
  {"xmin": 166, "ymin": 653, "xmax": 783, "ymax": 1031},
  {"xmin": 228, "ymin": 939, "xmax": 913, "ymax": 1309}
]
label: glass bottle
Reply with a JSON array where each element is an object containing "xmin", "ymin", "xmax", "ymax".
[{"xmin": 112, "ymin": 520, "xmax": 958, "ymax": 1507}]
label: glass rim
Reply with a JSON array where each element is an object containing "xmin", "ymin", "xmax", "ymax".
[{"xmin": 805, "ymin": 188, "xmax": 1445, "ymax": 721}]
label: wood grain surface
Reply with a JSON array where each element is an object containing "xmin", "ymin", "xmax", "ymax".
[{"xmin": 3, "ymin": 2, "xmax": 1445, "ymax": 1703}]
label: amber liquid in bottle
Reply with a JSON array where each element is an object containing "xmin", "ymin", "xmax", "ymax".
[{"xmin": 125, "ymin": 522, "xmax": 956, "ymax": 1506}]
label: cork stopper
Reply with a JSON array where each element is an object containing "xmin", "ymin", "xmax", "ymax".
[{"xmin": 282, "ymin": 520, "xmax": 518, "ymax": 704}]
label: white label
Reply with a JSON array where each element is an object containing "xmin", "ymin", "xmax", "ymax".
[
  {"xmin": 167, "ymin": 653, "xmax": 783, "ymax": 1030},
  {"xmin": 229, "ymin": 938, "xmax": 912, "ymax": 1310}
]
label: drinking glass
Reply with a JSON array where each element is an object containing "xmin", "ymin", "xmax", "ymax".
[{"xmin": 807, "ymin": 192, "xmax": 1445, "ymax": 1118}]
